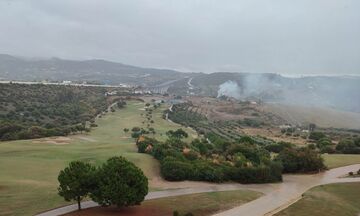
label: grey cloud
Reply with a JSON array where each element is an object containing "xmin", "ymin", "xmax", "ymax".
[{"xmin": 0, "ymin": 0, "xmax": 359, "ymax": 74}]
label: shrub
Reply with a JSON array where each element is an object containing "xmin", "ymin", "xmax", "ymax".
[
  {"xmin": 309, "ymin": 132, "xmax": 326, "ymax": 141},
  {"xmin": 136, "ymin": 137, "xmax": 158, "ymax": 153},
  {"xmin": 192, "ymin": 161, "xmax": 224, "ymax": 182},
  {"xmin": 166, "ymin": 129, "xmax": 188, "ymax": 139},
  {"xmin": 131, "ymin": 127, "xmax": 141, "ymax": 132},
  {"xmin": 276, "ymin": 147, "xmax": 325, "ymax": 173},
  {"xmin": 320, "ymin": 146, "xmax": 336, "ymax": 154},
  {"xmin": 265, "ymin": 142, "xmax": 293, "ymax": 153},
  {"xmin": 160, "ymin": 157, "xmax": 193, "ymax": 181},
  {"xmin": 230, "ymin": 162, "xmax": 282, "ymax": 184},
  {"xmin": 151, "ymin": 143, "xmax": 170, "ymax": 160},
  {"xmin": 131, "ymin": 132, "xmax": 141, "ymax": 139},
  {"xmin": 336, "ymin": 139, "xmax": 360, "ymax": 154},
  {"xmin": 238, "ymin": 136, "xmax": 255, "ymax": 145},
  {"xmin": 316, "ymin": 138, "xmax": 332, "ymax": 149}
]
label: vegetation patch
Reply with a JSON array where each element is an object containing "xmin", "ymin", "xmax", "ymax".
[
  {"xmin": 0, "ymin": 83, "xmax": 123, "ymax": 141},
  {"xmin": 136, "ymin": 127, "xmax": 325, "ymax": 184}
]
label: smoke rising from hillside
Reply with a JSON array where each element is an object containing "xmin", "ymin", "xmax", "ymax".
[
  {"xmin": 217, "ymin": 75, "xmax": 279, "ymax": 100},
  {"xmin": 217, "ymin": 80, "xmax": 242, "ymax": 99},
  {"xmin": 216, "ymin": 74, "xmax": 360, "ymax": 113}
]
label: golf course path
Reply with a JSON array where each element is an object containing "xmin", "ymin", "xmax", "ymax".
[
  {"xmin": 36, "ymin": 164, "xmax": 360, "ymax": 216},
  {"xmin": 213, "ymin": 164, "xmax": 360, "ymax": 216}
]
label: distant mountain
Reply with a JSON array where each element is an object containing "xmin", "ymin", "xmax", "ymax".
[
  {"xmin": 0, "ymin": 54, "xmax": 185, "ymax": 86},
  {"xmin": 1, "ymin": 54, "xmax": 359, "ymax": 113}
]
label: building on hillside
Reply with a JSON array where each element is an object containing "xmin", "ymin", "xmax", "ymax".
[
  {"xmin": 105, "ymin": 91, "xmax": 118, "ymax": 96},
  {"xmin": 62, "ymin": 80, "xmax": 72, "ymax": 84}
]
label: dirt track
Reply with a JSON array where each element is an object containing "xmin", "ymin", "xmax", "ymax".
[{"xmin": 36, "ymin": 164, "xmax": 360, "ymax": 216}]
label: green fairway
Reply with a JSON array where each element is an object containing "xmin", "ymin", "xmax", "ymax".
[
  {"xmin": 0, "ymin": 100, "xmax": 197, "ymax": 216},
  {"xmin": 275, "ymin": 182, "xmax": 360, "ymax": 216},
  {"xmin": 65, "ymin": 190, "xmax": 263, "ymax": 216},
  {"xmin": 323, "ymin": 154, "xmax": 360, "ymax": 169}
]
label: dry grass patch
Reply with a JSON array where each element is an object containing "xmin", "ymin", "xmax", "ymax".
[{"xmin": 65, "ymin": 190, "xmax": 262, "ymax": 216}]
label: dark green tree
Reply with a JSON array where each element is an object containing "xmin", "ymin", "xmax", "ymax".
[
  {"xmin": 166, "ymin": 129, "xmax": 188, "ymax": 140},
  {"xmin": 58, "ymin": 161, "xmax": 96, "ymax": 210},
  {"xmin": 91, "ymin": 156, "xmax": 148, "ymax": 207}
]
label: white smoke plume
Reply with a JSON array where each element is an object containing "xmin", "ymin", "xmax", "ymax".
[{"xmin": 217, "ymin": 80, "xmax": 241, "ymax": 99}]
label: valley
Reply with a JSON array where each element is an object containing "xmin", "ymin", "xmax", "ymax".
[
  {"xmin": 2, "ymin": 2, "xmax": 360, "ymax": 216},
  {"xmin": 1, "ymin": 86, "xmax": 360, "ymax": 215}
]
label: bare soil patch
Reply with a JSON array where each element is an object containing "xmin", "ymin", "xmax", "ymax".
[
  {"xmin": 0, "ymin": 185, "xmax": 5, "ymax": 191},
  {"xmin": 65, "ymin": 206, "xmax": 169, "ymax": 216},
  {"xmin": 14, "ymin": 179, "xmax": 52, "ymax": 187},
  {"xmin": 149, "ymin": 175, "xmax": 218, "ymax": 189},
  {"xmin": 32, "ymin": 136, "xmax": 71, "ymax": 145},
  {"xmin": 75, "ymin": 136, "xmax": 96, "ymax": 142}
]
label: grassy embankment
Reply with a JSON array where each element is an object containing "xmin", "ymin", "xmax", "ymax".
[
  {"xmin": 65, "ymin": 190, "xmax": 262, "ymax": 216},
  {"xmin": 275, "ymin": 182, "xmax": 360, "ymax": 216},
  {"xmin": 323, "ymin": 154, "xmax": 360, "ymax": 169},
  {"xmin": 0, "ymin": 101, "xmax": 197, "ymax": 216}
]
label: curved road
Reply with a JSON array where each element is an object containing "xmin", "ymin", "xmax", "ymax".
[{"xmin": 36, "ymin": 164, "xmax": 360, "ymax": 216}]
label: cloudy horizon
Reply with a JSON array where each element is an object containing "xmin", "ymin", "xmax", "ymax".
[{"xmin": 1, "ymin": 0, "xmax": 359, "ymax": 75}]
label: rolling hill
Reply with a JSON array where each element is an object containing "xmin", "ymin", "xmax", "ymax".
[
  {"xmin": 0, "ymin": 54, "xmax": 185, "ymax": 86},
  {"xmin": 1, "ymin": 54, "xmax": 359, "ymax": 113}
]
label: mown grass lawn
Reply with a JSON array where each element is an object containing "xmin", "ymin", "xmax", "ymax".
[
  {"xmin": 65, "ymin": 190, "xmax": 263, "ymax": 216},
  {"xmin": 275, "ymin": 182, "xmax": 360, "ymax": 216},
  {"xmin": 323, "ymin": 154, "xmax": 360, "ymax": 169},
  {"xmin": 0, "ymin": 101, "xmax": 197, "ymax": 216}
]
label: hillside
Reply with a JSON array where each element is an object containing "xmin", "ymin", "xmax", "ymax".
[
  {"xmin": 265, "ymin": 104, "xmax": 360, "ymax": 129},
  {"xmin": 189, "ymin": 72, "xmax": 360, "ymax": 113},
  {"xmin": 0, "ymin": 54, "xmax": 184, "ymax": 86},
  {"xmin": 0, "ymin": 83, "xmax": 122, "ymax": 140}
]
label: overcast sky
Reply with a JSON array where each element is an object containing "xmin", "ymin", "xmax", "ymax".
[{"xmin": 0, "ymin": 0, "xmax": 359, "ymax": 74}]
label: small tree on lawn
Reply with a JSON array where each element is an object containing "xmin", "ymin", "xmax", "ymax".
[
  {"xmin": 58, "ymin": 161, "xmax": 96, "ymax": 210},
  {"xmin": 91, "ymin": 156, "xmax": 148, "ymax": 207}
]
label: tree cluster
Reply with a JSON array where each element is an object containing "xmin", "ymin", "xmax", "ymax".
[
  {"xmin": 275, "ymin": 147, "xmax": 326, "ymax": 173},
  {"xmin": 58, "ymin": 156, "xmax": 148, "ymax": 210},
  {"xmin": 335, "ymin": 137, "xmax": 360, "ymax": 154}
]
